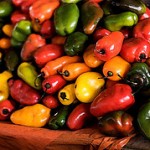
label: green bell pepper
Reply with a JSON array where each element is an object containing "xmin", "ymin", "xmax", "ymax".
[
  {"xmin": 17, "ymin": 62, "xmax": 42, "ymax": 90},
  {"xmin": 54, "ymin": 3, "xmax": 79, "ymax": 36},
  {"xmin": 81, "ymin": 1, "xmax": 104, "ymax": 35},
  {"xmin": 64, "ymin": 31, "xmax": 88, "ymax": 56},
  {"xmin": 103, "ymin": 11, "xmax": 138, "ymax": 31},
  {"xmin": 125, "ymin": 62, "xmax": 150, "ymax": 91},
  {"xmin": 48, "ymin": 106, "xmax": 70, "ymax": 130},
  {"xmin": 4, "ymin": 50, "xmax": 20, "ymax": 72},
  {"xmin": 11, "ymin": 20, "xmax": 32, "ymax": 47},
  {"xmin": 0, "ymin": 0, "xmax": 13, "ymax": 18},
  {"xmin": 137, "ymin": 102, "xmax": 150, "ymax": 140},
  {"xmin": 108, "ymin": 0, "xmax": 146, "ymax": 15}
]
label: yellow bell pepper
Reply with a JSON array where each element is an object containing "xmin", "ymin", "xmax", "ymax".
[
  {"xmin": 74, "ymin": 72, "xmax": 105, "ymax": 103},
  {"xmin": 10, "ymin": 104, "xmax": 51, "ymax": 127},
  {"xmin": 58, "ymin": 83, "xmax": 76, "ymax": 105},
  {"xmin": 0, "ymin": 70, "xmax": 13, "ymax": 101}
]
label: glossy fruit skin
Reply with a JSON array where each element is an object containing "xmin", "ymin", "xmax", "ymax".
[
  {"xmin": 137, "ymin": 102, "xmax": 150, "ymax": 140},
  {"xmin": 54, "ymin": 3, "xmax": 79, "ymax": 36},
  {"xmin": 66, "ymin": 103, "xmax": 93, "ymax": 130},
  {"xmin": 74, "ymin": 72, "xmax": 105, "ymax": 103},
  {"xmin": 94, "ymin": 31, "xmax": 124, "ymax": 61},
  {"xmin": 98, "ymin": 110, "xmax": 134, "ymax": 137},
  {"xmin": 90, "ymin": 83, "xmax": 135, "ymax": 117},
  {"xmin": 102, "ymin": 56, "xmax": 131, "ymax": 81},
  {"xmin": 42, "ymin": 74, "xmax": 67, "ymax": 94}
]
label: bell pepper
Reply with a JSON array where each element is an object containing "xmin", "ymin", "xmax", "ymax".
[
  {"xmin": 64, "ymin": 31, "xmax": 88, "ymax": 56},
  {"xmin": 17, "ymin": 62, "xmax": 42, "ymax": 90},
  {"xmin": 133, "ymin": 18, "xmax": 150, "ymax": 43},
  {"xmin": 98, "ymin": 110, "xmax": 134, "ymax": 137},
  {"xmin": 29, "ymin": 0, "xmax": 60, "ymax": 24},
  {"xmin": 94, "ymin": 31, "xmax": 124, "ymax": 61},
  {"xmin": 8, "ymin": 78, "xmax": 41, "ymax": 105},
  {"xmin": 20, "ymin": 33, "xmax": 46, "ymax": 61},
  {"xmin": 102, "ymin": 56, "xmax": 131, "ymax": 81},
  {"xmin": 51, "ymin": 35, "xmax": 67, "ymax": 45},
  {"xmin": 54, "ymin": 3, "xmax": 79, "ymax": 36},
  {"xmin": 124, "ymin": 62, "xmax": 150, "ymax": 91},
  {"xmin": 40, "ymin": 20, "xmax": 55, "ymax": 39},
  {"xmin": 10, "ymin": 104, "xmax": 51, "ymax": 127},
  {"xmin": 0, "ymin": 99, "xmax": 16, "ymax": 121},
  {"xmin": 93, "ymin": 27, "xmax": 111, "ymax": 42},
  {"xmin": 83, "ymin": 44, "xmax": 104, "ymax": 68},
  {"xmin": 4, "ymin": 49, "xmax": 20, "ymax": 72},
  {"xmin": 0, "ymin": 37, "xmax": 11, "ymax": 50},
  {"xmin": 137, "ymin": 101, "xmax": 150, "ymax": 139},
  {"xmin": 80, "ymin": 1, "xmax": 103, "ymax": 34},
  {"xmin": 42, "ymin": 95, "xmax": 59, "ymax": 109},
  {"xmin": 0, "ymin": 70, "xmax": 13, "ymax": 102},
  {"xmin": 66, "ymin": 103, "xmax": 94, "ymax": 130},
  {"xmin": 48, "ymin": 105, "xmax": 70, "ymax": 130},
  {"xmin": 0, "ymin": 0, "xmax": 13, "ymax": 18},
  {"xmin": 12, "ymin": 0, "xmax": 36, "ymax": 13},
  {"xmin": 11, "ymin": 20, "xmax": 32, "ymax": 47},
  {"xmin": 107, "ymin": 0, "xmax": 146, "ymax": 15},
  {"xmin": 10, "ymin": 10, "xmax": 29, "ymax": 25},
  {"xmin": 139, "ymin": 7, "xmax": 150, "ymax": 20},
  {"xmin": 58, "ymin": 83, "xmax": 76, "ymax": 105},
  {"xmin": 33, "ymin": 43, "xmax": 64, "ymax": 68},
  {"xmin": 59, "ymin": 62, "xmax": 91, "ymax": 81},
  {"xmin": 101, "ymin": 0, "xmax": 113, "ymax": 15},
  {"xmin": 74, "ymin": 72, "xmax": 105, "ymax": 103},
  {"xmin": 120, "ymin": 37, "xmax": 150, "ymax": 63},
  {"xmin": 90, "ymin": 83, "xmax": 135, "ymax": 117},
  {"xmin": 103, "ymin": 11, "xmax": 138, "ymax": 31},
  {"xmin": 40, "ymin": 55, "xmax": 82, "ymax": 78},
  {"xmin": 2, "ymin": 24, "xmax": 14, "ymax": 37},
  {"xmin": 42, "ymin": 74, "xmax": 67, "ymax": 94}
]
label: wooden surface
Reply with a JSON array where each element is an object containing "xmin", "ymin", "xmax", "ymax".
[{"xmin": 0, "ymin": 122, "xmax": 149, "ymax": 150}]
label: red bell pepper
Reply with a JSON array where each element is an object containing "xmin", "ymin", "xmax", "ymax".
[
  {"xmin": 139, "ymin": 7, "xmax": 150, "ymax": 20},
  {"xmin": 66, "ymin": 103, "xmax": 94, "ymax": 130},
  {"xmin": 40, "ymin": 20, "xmax": 55, "ymax": 38},
  {"xmin": 8, "ymin": 78, "xmax": 41, "ymax": 105},
  {"xmin": 42, "ymin": 95, "xmax": 59, "ymax": 109},
  {"xmin": 0, "ymin": 99, "xmax": 16, "ymax": 121},
  {"xmin": 93, "ymin": 27, "xmax": 111, "ymax": 42},
  {"xmin": 10, "ymin": 10, "xmax": 29, "ymax": 25},
  {"xmin": 29, "ymin": 0, "xmax": 60, "ymax": 24},
  {"xmin": 133, "ymin": 18, "xmax": 150, "ymax": 43},
  {"xmin": 90, "ymin": 83, "xmax": 135, "ymax": 117},
  {"xmin": 33, "ymin": 43, "xmax": 64, "ymax": 68},
  {"xmin": 20, "ymin": 33, "xmax": 46, "ymax": 61},
  {"xmin": 12, "ymin": 0, "xmax": 36, "ymax": 13},
  {"xmin": 98, "ymin": 110, "xmax": 134, "ymax": 137},
  {"xmin": 94, "ymin": 31, "xmax": 124, "ymax": 61},
  {"xmin": 42, "ymin": 74, "xmax": 67, "ymax": 94},
  {"xmin": 120, "ymin": 37, "xmax": 150, "ymax": 63}
]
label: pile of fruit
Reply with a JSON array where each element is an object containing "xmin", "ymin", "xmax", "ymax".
[{"xmin": 1, "ymin": 0, "xmax": 150, "ymax": 141}]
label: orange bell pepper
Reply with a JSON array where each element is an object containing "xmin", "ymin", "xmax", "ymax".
[
  {"xmin": 10, "ymin": 104, "xmax": 51, "ymax": 127},
  {"xmin": 29, "ymin": 0, "xmax": 60, "ymax": 24},
  {"xmin": 59, "ymin": 62, "xmax": 91, "ymax": 81},
  {"xmin": 102, "ymin": 56, "xmax": 131, "ymax": 81},
  {"xmin": 83, "ymin": 44, "xmax": 104, "ymax": 68},
  {"xmin": 41, "ymin": 55, "xmax": 82, "ymax": 78}
]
